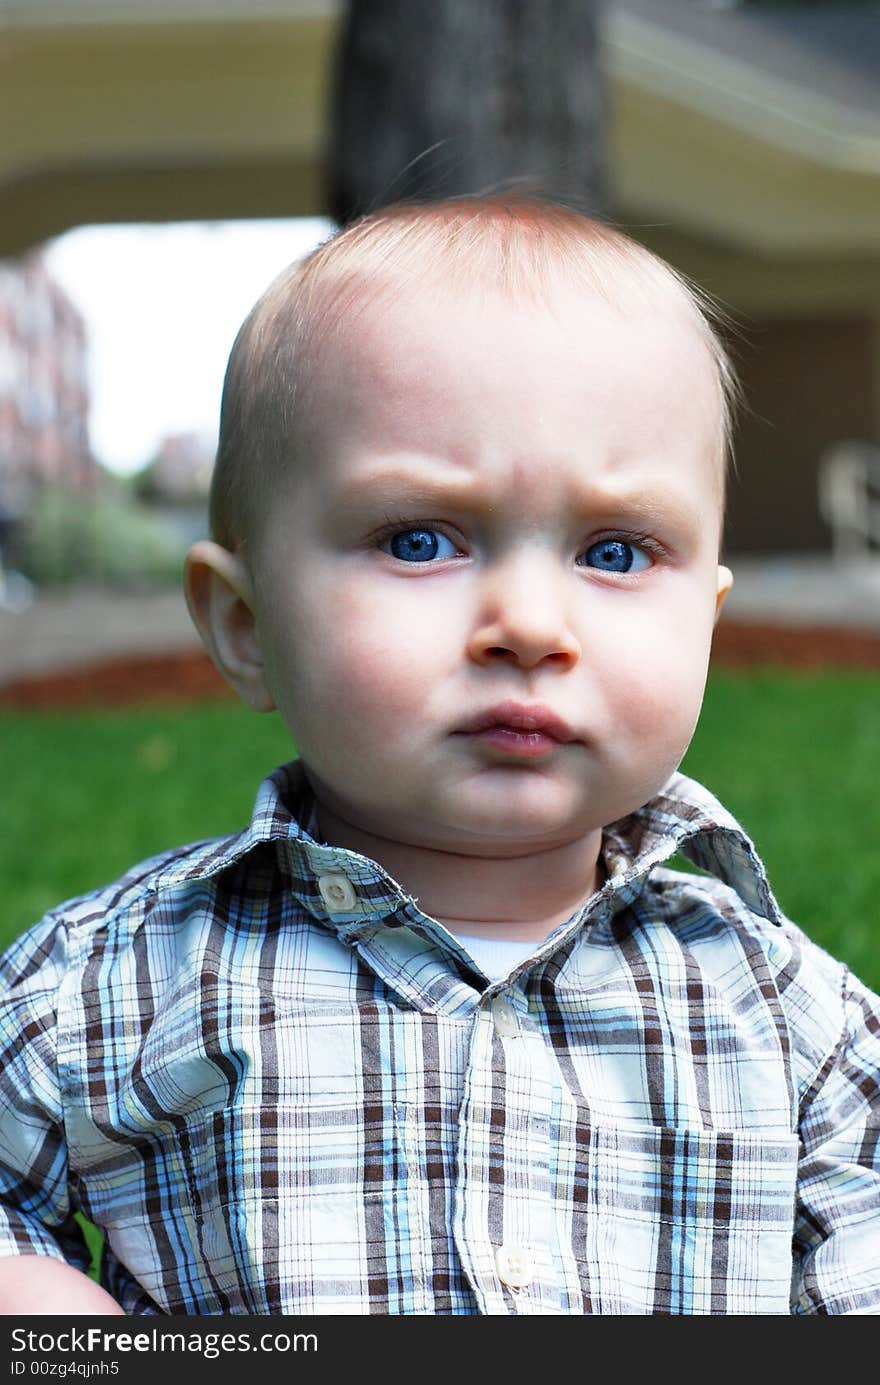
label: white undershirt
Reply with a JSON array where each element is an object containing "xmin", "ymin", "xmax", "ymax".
[{"xmin": 455, "ymin": 933, "xmax": 544, "ymax": 980}]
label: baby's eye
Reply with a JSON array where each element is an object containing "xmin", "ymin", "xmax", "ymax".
[
  {"xmin": 578, "ymin": 538, "xmax": 651, "ymax": 574},
  {"xmin": 382, "ymin": 528, "xmax": 459, "ymax": 563}
]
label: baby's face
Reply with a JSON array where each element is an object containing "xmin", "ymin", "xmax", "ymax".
[{"xmin": 246, "ymin": 281, "xmax": 731, "ymax": 857}]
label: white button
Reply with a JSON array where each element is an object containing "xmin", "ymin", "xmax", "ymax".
[
  {"xmin": 496, "ymin": 1244, "xmax": 533, "ymax": 1289},
  {"xmin": 317, "ymin": 872, "xmax": 358, "ymax": 911},
  {"xmin": 491, "ymin": 996, "xmax": 519, "ymax": 1038}
]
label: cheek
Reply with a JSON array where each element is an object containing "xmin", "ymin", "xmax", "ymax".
[
  {"xmin": 618, "ymin": 676, "xmax": 704, "ymax": 754},
  {"xmin": 272, "ymin": 580, "xmax": 441, "ymax": 737},
  {"xmin": 602, "ymin": 600, "xmax": 713, "ymax": 742}
]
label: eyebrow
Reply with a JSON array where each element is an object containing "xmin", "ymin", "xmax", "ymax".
[
  {"xmin": 337, "ymin": 466, "xmax": 484, "ymax": 511},
  {"xmin": 336, "ymin": 464, "xmax": 706, "ymax": 534}
]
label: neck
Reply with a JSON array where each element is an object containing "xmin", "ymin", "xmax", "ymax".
[{"xmin": 314, "ymin": 804, "xmax": 605, "ymax": 943}]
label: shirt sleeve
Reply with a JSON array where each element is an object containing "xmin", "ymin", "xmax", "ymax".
[
  {"xmin": 0, "ymin": 913, "xmax": 92, "ymax": 1273},
  {"xmin": 792, "ymin": 964, "xmax": 880, "ymax": 1314}
]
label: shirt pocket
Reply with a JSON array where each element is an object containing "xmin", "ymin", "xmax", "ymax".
[
  {"xmin": 578, "ymin": 1120, "xmax": 799, "ymax": 1315},
  {"xmin": 177, "ymin": 1101, "xmax": 434, "ymax": 1314}
]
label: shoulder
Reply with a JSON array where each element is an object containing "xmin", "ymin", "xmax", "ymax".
[
  {"xmin": 643, "ymin": 865, "xmax": 876, "ymax": 1098},
  {"xmin": 0, "ymin": 830, "xmax": 252, "ymax": 994},
  {"xmin": 610, "ymin": 770, "xmax": 876, "ymax": 1090}
]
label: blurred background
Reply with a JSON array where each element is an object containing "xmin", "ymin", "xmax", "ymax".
[{"xmin": 0, "ymin": 0, "xmax": 878, "ymax": 984}]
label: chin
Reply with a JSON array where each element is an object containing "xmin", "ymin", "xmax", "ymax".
[{"xmin": 439, "ymin": 795, "xmax": 591, "ymax": 852}]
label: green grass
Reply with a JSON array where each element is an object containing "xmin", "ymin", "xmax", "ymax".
[
  {"xmin": 1, "ymin": 672, "xmax": 879, "ymax": 992},
  {"xmin": 0, "ymin": 702, "xmax": 293, "ymax": 941}
]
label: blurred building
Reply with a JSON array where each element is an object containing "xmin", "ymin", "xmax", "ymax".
[
  {"xmin": 140, "ymin": 432, "xmax": 213, "ymax": 506},
  {"xmin": 0, "ymin": 252, "xmax": 97, "ymax": 541},
  {"xmin": 134, "ymin": 430, "xmax": 214, "ymax": 547}
]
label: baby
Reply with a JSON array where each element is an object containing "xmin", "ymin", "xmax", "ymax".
[{"xmin": 1, "ymin": 197, "xmax": 878, "ymax": 1315}]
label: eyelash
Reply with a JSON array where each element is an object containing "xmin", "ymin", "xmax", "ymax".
[
  {"xmin": 584, "ymin": 530, "xmax": 665, "ymax": 561},
  {"xmin": 372, "ymin": 514, "xmax": 463, "ymax": 551},
  {"xmin": 371, "ymin": 516, "xmax": 666, "ymax": 565}
]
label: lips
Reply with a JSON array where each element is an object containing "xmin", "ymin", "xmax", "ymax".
[{"xmin": 457, "ymin": 701, "xmax": 577, "ymax": 744}]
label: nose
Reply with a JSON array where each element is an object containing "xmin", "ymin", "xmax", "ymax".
[{"xmin": 467, "ymin": 550, "xmax": 582, "ymax": 671}]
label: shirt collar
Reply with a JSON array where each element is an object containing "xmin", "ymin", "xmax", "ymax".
[
  {"xmin": 165, "ymin": 759, "xmax": 783, "ymax": 935},
  {"xmin": 601, "ymin": 771, "xmax": 783, "ymax": 924}
]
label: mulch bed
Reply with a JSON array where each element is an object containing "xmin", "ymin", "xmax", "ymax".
[
  {"xmin": 1, "ymin": 620, "xmax": 879, "ymax": 710},
  {"xmin": 0, "ymin": 649, "xmax": 234, "ymax": 710},
  {"xmin": 711, "ymin": 619, "xmax": 880, "ymax": 671}
]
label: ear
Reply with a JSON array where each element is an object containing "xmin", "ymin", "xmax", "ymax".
[
  {"xmin": 714, "ymin": 563, "xmax": 733, "ymax": 625},
  {"xmin": 184, "ymin": 541, "xmax": 276, "ymax": 711}
]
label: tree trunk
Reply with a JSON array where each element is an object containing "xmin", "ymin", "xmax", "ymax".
[{"xmin": 328, "ymin": 0, "xmax": 608, "ymax": 226}]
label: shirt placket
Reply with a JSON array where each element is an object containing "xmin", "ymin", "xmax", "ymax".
[{"xmin": 453, "ymin": 985, "xmax": 564, "ymax": 1315}]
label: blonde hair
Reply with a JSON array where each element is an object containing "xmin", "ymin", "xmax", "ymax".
[{"xmin": 210, "ymin": 196, "xmax": 737, "ymax": 546}]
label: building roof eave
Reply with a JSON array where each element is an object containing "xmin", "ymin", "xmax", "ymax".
[{"xmin": 605, "ymin": 6, "xmax": 880, "ymax": 179}]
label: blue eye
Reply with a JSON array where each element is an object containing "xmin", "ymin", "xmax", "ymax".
[
  {"xmin": 580, "ymin": 539, "xmax": 651, "ymax": 574},
  {"xmin": 383, "ymin": 529, "xmax": 458, "ymax": 563}
]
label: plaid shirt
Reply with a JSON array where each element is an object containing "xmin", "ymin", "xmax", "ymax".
[{"xmin": 1, "ymin": 762, "xmax": 878, "ymax": 1316}]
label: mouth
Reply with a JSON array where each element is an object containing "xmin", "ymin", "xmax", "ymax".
[{"xmin": 455, "ymin": 701, "xmax": 578, "ymax": 759}]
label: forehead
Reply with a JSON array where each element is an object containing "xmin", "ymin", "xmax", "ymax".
[{"xmin": 300, "ymin": 275, "xmax": 723, "ymax": 495}]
